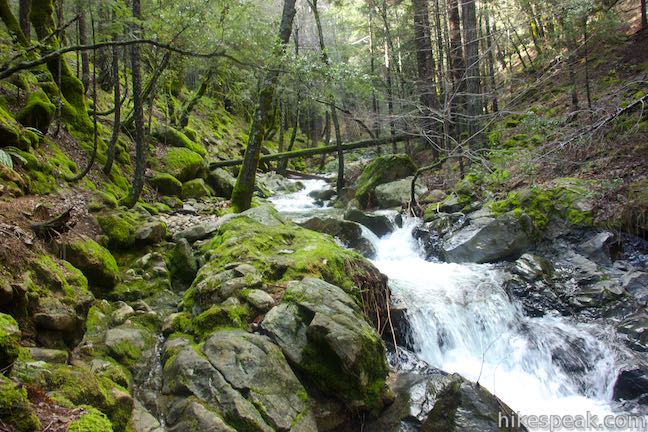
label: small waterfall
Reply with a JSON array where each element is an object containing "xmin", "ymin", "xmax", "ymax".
[{"xmin": 273, "ymin": 179, "xmax": 643, "ymax": 431}]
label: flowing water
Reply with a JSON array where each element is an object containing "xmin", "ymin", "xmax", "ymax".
[{"xmin": 270, "ymin": 179, "xmax": 646, "ymax": 431}]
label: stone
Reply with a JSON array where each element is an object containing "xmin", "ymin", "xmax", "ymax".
[
  {"xmin": 374, "ymin": 177, "xmax": 427, "ymax": 209},
  {"xmin": 111, "ymin": 303, "xmax": 135, "ymax": 325},
  {"xmin": 617, "ymin": 312, "xmax": 648, "ymax": 351},
  {"xmin": 613, "ymin": 369, "xmax": 648, "ymax": 403},
  {"xmin": 577, "ymin": 231, "xmax": 616, "ymax": 265},
  {"xmin": 149, "ymin": 172, "xmax": 183, "ymax": 196},
  {"xmin": 622, "ymin": 271, "xmax": 648, "ymax": 305},
  {"xmin": 442, "ymin": 212, "xmax": 533, "ymax": 263},
  {"xmin": 63, "ymin": 238, "xmax": 119, "ymax": 290},
  {"xmin": 420, "ymin": 189, "xmax": 447, "ymax": 203},
  {"xmin": 344, "ymin": 207, "xmax": 393, "ymax": 237},
  {"xmin": 182, "ymin": 178, "xmax": 213, "ymax": 199},
  {"xmin": 309, "ymin": 188, "xmax": 336, "ymax": 201},
  {"xmin": 0, "ymin": 313, "xmax": 22, "ymax": 372},
  {"xmin": 174, "ymin": 221, "xmax": 221, "ymax": 243},
  {"xmin": 207, "ymin": 168, "xmax": 237, "ymax": 198},
  {"xmin": 135, "ymin": 221, "xmax": 168, "ymax": 245},
  {"xmin": 162, "ymin": 147, "xmax": 207, "ymax": 182},
  {"xmin": 170, "ymin": 238, "xmax": 198, "ymax": 284},
  {"xmin": 243, "ymin": 289, "xmax": 275, "ymax": 312},
  {"xmin": 129, "ymin": 400, "xmax": 164, "ymax": 432},
  {"xmin": 299, "ymin": 216, "xmax": 376, "ymax": 258},
  {"xmin": 153, "ymin": 125, "xmax": 206, "ymax": 156},
  {"xmin": 27, "ymin": 347, "xmax": 68, "ymax": 364},
  {"xmin": 0, "ymin": 277, "xmax": 12, "ymax": 305},
  {"xmin": 166, "ymin": 398, "xmax": 236, "ymax": 432},
  {"xmin": 261, "ymin": 278, "xmax": 388, "ymax": 411},
  {"xmin": 104, "ymin": 327, "xmax": 151, "ymax": 366},
  {"xmin": 355, "ymin": 154, "xmax": 417, "ymax": 208},
  {"xmin": 0, "ymin": 375, "xmax": 41, "ymax": 432},
  {"xmin": 33, "ymin": 310, "xmax": 77, "ymax": 332}
]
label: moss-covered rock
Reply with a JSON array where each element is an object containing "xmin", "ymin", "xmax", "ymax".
[
  {"xmin": 355, "ymin": 154, "xmax": 417, "ymax": 208},
  {"xmin": 185, "ymin": 207, "xmax": 388, "ymax": 318},
  {"xmin": 149, "ymin": 172, "xmax": 182, "ymax": 196},
  {"xmin": 96, "ymin": 210, "xmax": 144, "ymax": 249},
  {"xmin": 182, "ymin": 178, "xmax": 212, "ymax": 199},
  {"xmin": 16, "ymin": 89, "xmax": 56, "ymax": 133},
  {"xmin": 0, "ymin": 313, "xmax": 22, "ymax": 374},
  {"xmin": 63, "ymin": 238, "xmax": 120, "ymax": 290},
  {"xmin": 0, "ymin": 105, "xmax": 30, "ymax": 150},
  {"xmin": 0, "ymin": 375, "xmax": 41, "ymax": 432},
  {"xmin": 68, "ymin": 406, "xmax": 114, "ymax": 432},
  {"xmin": 161, "ymin": 147, "xmax": 206, "ymax": 182},
  {"xmin": 153, "ymin": 125, "xmax": 207, "ymax": 157},
  {"xmin": 192, "ymin": 304, "xmax": 249, "ymax": 338}
]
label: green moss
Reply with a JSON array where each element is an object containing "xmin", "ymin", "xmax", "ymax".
[
  {"xmin": 109, "ymin": 340, "xmax": 142, "ymax": 367},
  {"xmin": 0, "ymin": 375, "xmax": 41, "ymax": 432},
  {"xmin": 64, "ymin": 239, "xmax": 120, "ymax": 290},
  {"xmin": 89, "ymin": 191, "xmax": 118, "ymax": 212},
  {"xmin": 161, "ymin": 147, "xmax": 206, "ymax": 183},
  {"xmin": 96, "ymin": 210, "xmax": 144, "ymax": 249},
  {"xmin": 149, "ymin": 172, "xmax": 182, "ymax": 196},
  {"xmin": 181, "ymin": 178, "xmax": 212, "ymax": 199},
  {"xmin": 355, "ymin": 154, "xmax": 417, "ymax": 208},
  {"xmin": 154, "ymin": 125, "xmax": 207, "ymax": 157},
  {"xmin": 68, "ymin": 406, "xmax": 114, "ymax": 432},
  {"xmin": 16, "ymin": 89, "xmax": 56, "ymax": 133},
  {"xmin": 192, "ymin": 304, "xmax": 249, "ymax": 339},
  {"xmin": 0, "ymin": 313, "xmax": 22, "ymax": 373},
  {"xmin": 32, "ymin": 254, "xmax": 91, "ymax": 301},
  {"xmin": 0, "ymin": 105, "xmax": 30, "ymax": 151}
]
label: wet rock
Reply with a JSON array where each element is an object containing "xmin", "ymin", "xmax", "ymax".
[
  {"xmin": 577, "ymin": 231, "xmax": 616, "ymax": 265},
  {"xmin": 129, "ymin": 400, "xmax": 164, "ymax": 432},
  {"xmin": 174, "ymin": 220, "xmax": 221, "ymax": 242},
  {"xmin": 0, "ymin": 313, "xmax": 22, "ymax": 372},
  {"xmin": 622, "ymin": 271, "xmax": 648, "ymax": 305},
  {"xmin": 419, "ymin": 189, "xmax": 447, "ymax": 204},
  {"xmin": 617, "ymin": 311, "xmax": 648, "ymax": 351},
  {"xmin": 182, "ymin": 178, "xmax": 213, "ymax": 199},
  {"xmin": 257, "ymin": 172, "xmax": 304, "ymax": 195},
  {"xmin": 111, "ymin": 303, "xmax": 135, "ymax": 325},
  {"xmin": 366, "ymin": 370, "xmax": 526, "ymax": 432},
  {"xmin": 0, "ymin": 375, "xmax": 41, "ymax": 432},
  {"xmin": 613, "ymin": 369, "xmax": 648, "ymax": 403},
  {"xmin": 309, "ymin": 188, "xmax": 336, "ymax": 202},
  {"xmin": 374, "ymin": 177, "xmax": 427, "ymax": 209},
  {"xmin": 442, "ymin": 212, "xmax": 533, "ymax": 263},
  {"xmin": 299, "ymin": 216, "xmax": 376, "ymax": 258},
  {"xmin": 570, "ymin": 280, "xmax": 625, "ymax": 310},
  {"xmin": 356, "ymin": 154, "xmax": 417, "ymax": 208},
  {"xmin": 207, "ymin": 168, "xmax": 236, "ymax": 198},
  {"xmin": 135, "ymin": 221, "xmax": 169, "ymax": 246},
  {"xmin": 111, "ymin": 252, "xmax": 171, "ymax": 301},
  {"xmin": 344, "ymin": 207, "xmax": 393, "ymax": 237},
  {"xmin": 0, "ymin": 276, "xmax": 13, "ymax": 305},
  {"xmin": 261, "ymin": 278, "xmax": 388, "ymax": 411},
  {"xmin": 104, "ymin": 326, "xmax": 153, "ymax": 366}
]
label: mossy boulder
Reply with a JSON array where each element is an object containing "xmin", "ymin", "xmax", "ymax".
[
  {"xmin": 184, "ymin": 206, "xmax": 389, "ymax": 320},
  {"xmin": 149, "ymin": 172, "xmax": 182, "ymax": 196},
  {"xmin": 355, "ymin": 154, "xmax": 417, "ymax": 208},
  {"xmin": 63, "ymin": 238, "xmax": 120, "ymax": 290},
  {"xmin": 96, "ymin": 210, "xmax": 145, "ymax": 249},
  {"xmin": 153, "ymin": 125, "xmax": 207, "ymax": 157},
  {"xmin": 68, "ymin": 406, "xmax": 114, "ymax": 432},
  {"xmin": 0, "ymin": 375, "xmax": 41, "ymax": 432},
  {"xmin": 16, "ymin": 89, "xmax": 56, "ymax": 133},
  {"xmin": 0, "ymin": 313, "xmax": 22, "ymax": 374},
  {"xmin": 169, "ymin": 238, "xmax": 198, "ymax": 284},
  {"xmin": 206, "ymin": 168, "xmax": 236, "ymax": 198},
  {"xmin": 182, "ymin": 178, "xmax": 212, "ymax": 199},
  {"xmin": 192, "ymin": 304, "xmax": 249, "ymax": 338},
  {"xmin": 262, "ymin": 278, "xmax": 389, "ymax": 412},
  {"xmin": 161, "ymin": 147, "xmax": 207, "ymax": 182},
  {"xmin": 0, "ymin": 105, "xmax": 31, "ymax": 150},
  {"xmin": 111, "ymin": 251, "xmax": 171, "ymax": 301}
]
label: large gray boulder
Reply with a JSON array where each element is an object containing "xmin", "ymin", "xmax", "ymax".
[
  {"xmin": 344, "ymin": 207, "xmax": 393, "ymax": 237},
  {"xmin": 162, "ymin": 333, "xmax": 316, "ymax": 432},
  {"xmin": 299, "ymin": 217, "xmax": 376, "ymax": 257},
  {"xmin": 374, "ymin": 177, "xmax": 427, "ymax": 209},
  {"xmin": 207, "ymin": 168, "xmax": 236, "ymax": 198},
  {"xmin": 261, "ymin": 278, "xmax": 388, "ymax": 412},
  {"xmin": 442, "ymin": 212, "xmax": 533, "ymax": 263}
]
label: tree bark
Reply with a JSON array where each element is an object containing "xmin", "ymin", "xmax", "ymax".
[
  {"xmin": 461, "ymin": 0, "xmax": 482, "ymax": 149},
  {"xmin": 123, "ymin": 0, "xmax": 146, "ymax": 208},
  {"xmin": 19, "ymin": 0, "xmax": 30, "ymax": 40},
  {"xmin": 1, "ymin": 0, "xmax": 29, "ymax": 46},
  {"xmin": 231, "ymin": 0, "xmax": 297, "ymax": 212},
  {"xmin": 76, "ymin": 0, "xmax": 90, "ymax": 92},
  {"xmin": 484, "ymin": 6, "xmax": 499, "ymax": 113},
  {"xmin": 447, "ymin": 0, "xmax": 466, "ymax": 140},
  {"xmin": 103, "ymin": 28, "xmax": 121, "ymax": 175},
  {"xmin": 367, "ymin": 1, "xmax": 381, "ymax": 154},
  {"xmin": 412, "ymin": 0, "xmax": 438, "ymax": 157},
  {"xmin": 176, "ymin": 68, "xmax": 215, "ymax": 128},
  {"xmin": 642, "ymin": 0, "xmax": 647, "ymax": 30}
]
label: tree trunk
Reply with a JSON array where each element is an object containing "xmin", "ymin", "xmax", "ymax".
[
  {"xmin": 379, "ymin": 0, "xmax": 397, "ymax": 154},
  {"xmin": 19, "ymin": 0, "xmax": 30, "ymax": 40},
  {"xmin": 310, "ymin": 0, "xmax": 345, "ymax": 193},
  {"xmin": 177, "ymin": 68, "xmax": 215, "ymax": 128},
  {"xmin": 461, "ymin": 0, "xmax": 482, "ymax": 149},
  {"xmin": 96, "ymin": 2, "xmax": 112, "ymax": 91},
  {"xmin": 278, "ymin": 106, "xmax": 299, "ymax": 175},
  {"xmin": 123, "ymin": 0, "xmax": 145, "ymax": 208},
  {"xmin": 447, "ymin": 0, "xmax": 466, "ymax": 142},
  {"xmin": 368, "ymin": 1, "xmax": 381, "ymax": 155},
  {"xmin": 484, "ymin": 6, "xmax": 499, "ymax": 113},
  {"xmin": 642, "ymin": 0, "xmax": 647, "ymax": 30},
  {"xmin": 231, "ymin": 0, "xmax": 297, "ymax": 212},
  {"xmin": 76, "ymin": 0, "xmax": 90, "ymax": 93},
  {"xmin": 103, "ymin": 26, "xmax": 121, "ymax": 175},
  {"xmin": 1, "ymin": 0, "xmax": 29, "ymax": 46},
  {"xmin": 412, "ymin": 0, "xmax": 438, "ymax": 158}
]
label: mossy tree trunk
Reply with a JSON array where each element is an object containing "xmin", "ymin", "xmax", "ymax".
[
  {"xmin": 230, "ymin": 0, "xmax": 298, "ymax": 212},
  {"xmin": 123, "ymin": 0, "xmax": 145, "ymax": 208},
  {"xmin": 103, "ymin": 23, "xmax": 121, "ymax": 175},
  {"xmin": 461, "ymin": 0, "xmax": 482, "ymax": 150},
  {"xmin": 19, "ymin": 0, "xmax": 30, "ymax": 40},
  {"xmin": 76, "ymin": 0, "xmax": 90, "ymax": 93},
  {"xmin": 0, "ymin": 0, "xmax": 29, "ymax": 46},
  {"xmin": 176, "ymin": 67, "xmax": 215, "ymax": 129}
]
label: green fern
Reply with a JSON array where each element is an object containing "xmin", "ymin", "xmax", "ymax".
[
  {"xmin": 0, "ymin": 150, "xmax": 12, "ymax": 169},
  {"xmin": 0, "ymin": 147, "xmax": 27, "ymax": 170}
]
